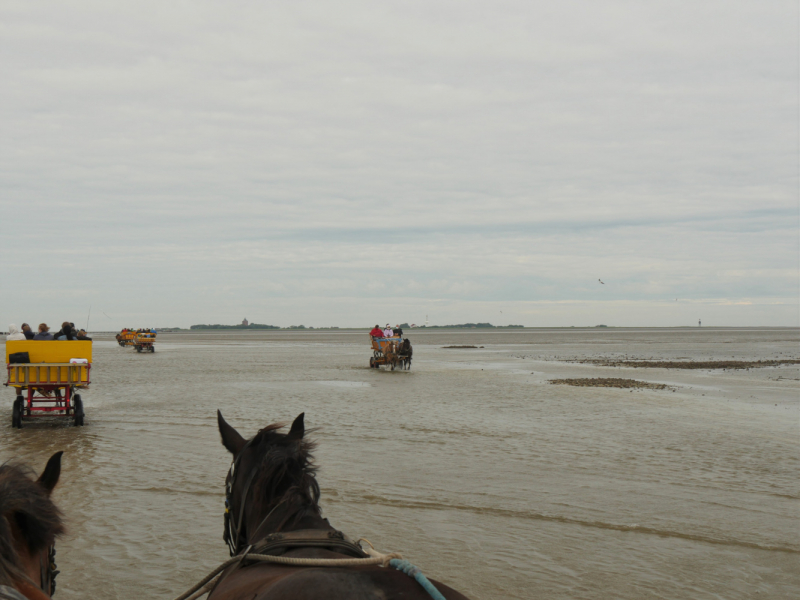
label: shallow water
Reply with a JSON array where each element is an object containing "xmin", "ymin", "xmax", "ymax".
[{"xmin": 1, "ymin": 328, "xmax": 798, "ymax": 599}]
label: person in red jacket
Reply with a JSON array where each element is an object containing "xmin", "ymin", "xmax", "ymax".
[{"xmin": 369, "ymin": 325, "xmax": 383, "ymax": 338}]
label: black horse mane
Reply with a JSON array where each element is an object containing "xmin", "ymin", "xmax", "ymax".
[
  {"xmin": 248, "ymin": 423, "xmax": 322, "ymax": 528},
  {"xmin": 0, "ymin": 462, "xmax": 64, "ymax": 586}
]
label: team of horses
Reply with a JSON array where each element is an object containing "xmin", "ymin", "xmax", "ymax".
[{"xmin": 0, "ymin": 415, "xmax": 469, "ymax": 600}]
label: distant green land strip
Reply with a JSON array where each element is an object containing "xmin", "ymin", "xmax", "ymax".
[
  {"xmin": 189, "ymin": 322, "xmax": 525, "ymax": 330},
  {"xmin": 419, "ymin": 323, "xmax": 524, "ymax": 329},
  {"xmin": 189, "ymin": 324, "xmax": 340, "ymax": 330},
  {"xmin": 190, "ymin": 323, "xmax": 280, "ymax": 330}
]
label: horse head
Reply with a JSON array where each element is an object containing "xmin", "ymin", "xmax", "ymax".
[
  {"xmin": 0, "ymin": 452, "xmax": 64, "ymax": 600},
  {"xmin": 217, "ymin": 412, "xmax": 322, "ymax": 556}
]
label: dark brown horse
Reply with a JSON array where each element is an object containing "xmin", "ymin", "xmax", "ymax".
[
  {"xmin": 0, "ymin": 453, "xmax": 64, "ymax": 600},
  {"xmin": 211, "ymin": 412, "xmax": 469, "ymax": 600},
  {"xmin": 397, "ymin": 338, "xmax": 413, "ymax": 370}
]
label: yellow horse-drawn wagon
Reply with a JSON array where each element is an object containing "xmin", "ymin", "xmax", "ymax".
[
  {"xmin": 5, "ymin": 340, "xmax": 91, "ymax": 428},
  {"xmin": 116, "ymin": 329, "xmax": 156, "ymax": 352},
  {"xmin": 134, "ymin": 331, "xmax": 156, "ymax": 353},
  {"xmin": 116, "ymin": 330, "xmax": 136, "ymax": 347}
]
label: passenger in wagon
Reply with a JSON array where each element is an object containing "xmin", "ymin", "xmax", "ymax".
[
  {"xmin": 34, "ymin": 323, "xmax": 54, "ymax": 340},
  {"xmin": 6, "ymin": 324, "xmax": 26, "ymax": 341},
  {"xmin": 21, "ymin": 323, "xmax": 35, "ymax": 339},
  {"xmin": 77, "ymin": 329, "xmax": 92, "ymax": 341},
  {"xmin": 53, "ymin": 322, "xmax": 77, "ymax": 340},
  {"xmin": 382, "ymin": 324, "xmax": 394, "ymax": 338},
  {"xmin": 369, "ymin": 325, "xmax": 383, "ymax": 338}
]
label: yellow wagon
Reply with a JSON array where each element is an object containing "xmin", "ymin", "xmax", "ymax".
[
  {"xmin": 134, "ymin": 331, "xmax": 156, "ymax": 353},
  {"xmin": 116, "ymin": 330, "xmax": 136, "ymax": 347},
  {"xmin": 5, "ymin": 340, "xmax": 91, "ymax": 428}
]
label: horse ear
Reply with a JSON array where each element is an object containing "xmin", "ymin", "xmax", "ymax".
[
  {"xmin": 287, "ymin": 413, "xmax": 305, "ymax": 440},
  {"xmin": 218, "ymin": 410, "xmax": 246, "ymax": 455},
  {"xmin": 37, "ymin": 451, "xmax": 63, "ymax": 494}
]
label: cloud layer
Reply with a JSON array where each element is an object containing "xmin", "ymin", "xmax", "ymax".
[{"xmin": 1, "ymin": 1, "xmax": 797, "ymax": 328}]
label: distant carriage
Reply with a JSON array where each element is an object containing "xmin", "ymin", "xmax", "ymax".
[
  {"xmin": 116, "ymin": 330, "xmax": 136, "ymax": 347},
  {"xmin": 369, "ymin": 336, "xmax": 412, "ymax": 370},
  {"xmin": 116, "ymin": 329, "xmax": 156, "ymax": 352},
  {"xmin": 134, "ymin": 331, "xmax": 156, "ymax": 353},
  {"xmin": 5, "ymin": 340, "xmax": 91, "ymax": 428}
]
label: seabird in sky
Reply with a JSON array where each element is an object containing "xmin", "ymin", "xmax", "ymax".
[{"xmin": 598, "ymin": 279, "xmax": 605, "ymax": 284}]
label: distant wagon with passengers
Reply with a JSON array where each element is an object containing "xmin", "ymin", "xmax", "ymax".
[
  {"xmin": 368, "ymin": 324, "xmax": 412, "ymax": 370},
  {"xmin": 116, "ymin": 328, "xmax": 157, "ymax": 352},
  {"xmin": 5, "ymin": 339, "xmax": 91, "ymax": 428}
]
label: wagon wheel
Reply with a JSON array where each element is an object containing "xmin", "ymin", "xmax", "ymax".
[
  {"xmin": 151, "ymin": 346, "xmax": 155, "ymax": 352},
  {"xmin": 12, "ymin": 396, "xmax": 23, "ymax": 428},
  {"xmin": 136, "ymin": 346, "xmax": 142, "ymax": 353},
  {"xmin": 73, "ymin": 395, "xmax": 85, "ymax": 427}
]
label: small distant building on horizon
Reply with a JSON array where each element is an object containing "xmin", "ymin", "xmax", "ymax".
[{"xmin": 242, "ymin": 318, "xmax": 249, "ymax": 327}]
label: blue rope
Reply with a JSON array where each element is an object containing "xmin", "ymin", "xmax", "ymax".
[{"xmin": 389, "ymin": 558, "xmax": 447, "ymax": 600}]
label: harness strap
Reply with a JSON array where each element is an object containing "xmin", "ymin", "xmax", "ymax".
[
  {"xmin": 232, "ymin": 467, "xmax": 258, "ymax": 549},
  {"xmin": 252, "ymin": 529, "xmax": 369, "ymax": 559}
]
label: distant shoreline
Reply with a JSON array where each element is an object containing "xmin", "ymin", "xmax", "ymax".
[
  {"xmin": 67, "ymin": 325, "xmax": 800, "ymax": 334},
  {"xmin": 4, "ymin": 326, "xmax": 797, "ymax": 336},
  {"xmin": 185, "ymin": 322, "xmax": 526, "ymax": 331}
]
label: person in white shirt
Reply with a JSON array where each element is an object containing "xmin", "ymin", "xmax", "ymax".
[
  {"xmin": 6, "ymin": 324, "xmax": 26, "ymax": 341},
  {"xmin": 383, "ymin": 325, "xmax": 394, "ymax": 338}
]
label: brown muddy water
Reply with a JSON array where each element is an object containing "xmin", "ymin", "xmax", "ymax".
[{"xmin": 2, "ymin": 328, "xmax": 798, "ymax": 600}]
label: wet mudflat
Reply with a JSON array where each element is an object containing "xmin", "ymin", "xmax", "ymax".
[
  {"xmin": 1, "ymin": 327, "xmax": 798, "ymax": 600},
  {"xmin": 549, "ymin": 378, "xmax": 670, "ymax": 389}
]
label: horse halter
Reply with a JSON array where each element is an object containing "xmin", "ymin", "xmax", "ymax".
[
  {"xmin": 40, "ymin": 545, "xmax": 58, "ymax": 596},
  {"xmin": 223, "ymin": 437, "xmax": 260, "ymax": 557}
]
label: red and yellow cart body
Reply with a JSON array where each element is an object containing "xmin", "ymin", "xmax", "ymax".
[
  {"xmin": 117, "ymin": 330, "xmax": 136, "ymax": 347},
  {"xmin": 134, "ymin": 332, "xmax": 156, "ymax": 353},
  {"xmin": 5, "ymin": 340, "xmax": 91, "ymax": 428}
]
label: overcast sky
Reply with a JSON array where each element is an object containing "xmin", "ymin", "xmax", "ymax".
[{"xmin": 1, "ymin": 1, "xmax": 797, "ymax": 329}]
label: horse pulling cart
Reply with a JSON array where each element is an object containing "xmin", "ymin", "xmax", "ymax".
[
  {"xmin": 5, "ymin": 341, "xmax": 91, "ymax": 428},
  {"xmin": 369, "ymin": 336, "xmax": 412, "ymax": 370},
  {"xmin": 116, "ymin": 329, "xmax": 136, "ymax": 347}
]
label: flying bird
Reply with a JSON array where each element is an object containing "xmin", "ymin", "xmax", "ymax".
[{"xmin": 598, "ymin": 279, "xmax": 605, "ymax": 285}]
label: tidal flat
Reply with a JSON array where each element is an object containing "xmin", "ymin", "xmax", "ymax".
[{"xmin": 2, "ymin": 327, "xmax": 798, "ymax": 599}]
